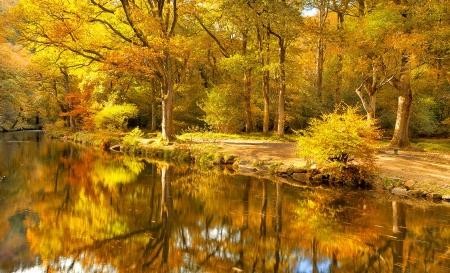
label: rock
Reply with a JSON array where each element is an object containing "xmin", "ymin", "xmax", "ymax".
[
  {"xmin": 276, "ymin": 165, "xmax": 293, "ymax": 175},
  {"xmin": 426, "ymin": 193, "xmax": 442, "ymax": 200},
  {"xmin": 224, "ymin": 155, "xmax": 235, "ymax": 164},
  {"xmin": 407, "ymin": 189, "xmax": 425, "ymax": 197},
  {"xmin": 442, "ymin": 195, "xmax": 450, "ymax": 201},
  {"xmin": 404, "ymin": 180, "xmax": 416, "ymax": 190},
  {"xmin": 238, "ymin": 165, "xmax": 257, "ymax": 172},
  {"xmin": 391, "ymin": 188, "xmax": 407, "ymax": 196},
  {"xmin": 292, "ymin": 166, "xmax": 308, "ymax": 173},
  {"xmin": 310, "ymin": 174, "xmax": 324, "ymax": 185},
  {"xmin": 291, "ymin": 173, "xmax": 308, "ymax": 182}
]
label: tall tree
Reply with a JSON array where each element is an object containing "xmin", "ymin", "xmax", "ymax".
[{"xmin": 10, "ymin": 0, "xmax": 191, "ymax": 141}]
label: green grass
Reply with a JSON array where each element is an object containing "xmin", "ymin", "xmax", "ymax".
[{"xmin": 410, "ymin": 138, "xmax": 450, "ymax": 153}]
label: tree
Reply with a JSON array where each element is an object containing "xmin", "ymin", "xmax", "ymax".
[
  {"xmin": 9, "ymin": 0, "xmax": 192, "ymax": 141},
  {"xmin": 195, "ymin": 0, "xmax": 257, "ymax": 133},
  {"xmin": 248, "ymin": 0, "xmax": 303, "ymax": 136},
  {"xmin": 297, "ymin": 105, "xmax": 381, "ymax": 182}
]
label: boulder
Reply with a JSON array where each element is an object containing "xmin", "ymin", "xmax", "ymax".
[
  {"xmin": 407, "ymin": 190, "xmax": 425, "ymax": 197},
  {"xmin": 391, "ymin": 188, "xmax": 407, "ymax": 196},
  {"xmin": 238, "ymin": 165, "xmax": 257, "ymax": 172},
  {"xmin": 426, "ymin": 193, "xmax": 442, "ymax": 201},
  {"xmin": 404, "ymin": 180, "xmax": 416, "ymax": 190},
  {"xmin": 310, "ymin": 174, "xmax": 324, "ymax": 185},
  {"xmin": 292, "ymin": 166, "xmax": 308, "ymax": 173},
  {"xmin": 276, "ymin": 165, "xmax": 293, "ymax": 175},
  {"xmin": 292, "ymin": 173, "xmax": 308, "ymax": 182}
]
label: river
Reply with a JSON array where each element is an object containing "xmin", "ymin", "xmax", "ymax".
[{"xmin": 1, "ymin": 131, "xmax": 450, "ymax": 272}]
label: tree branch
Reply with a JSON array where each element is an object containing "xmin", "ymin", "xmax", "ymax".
[
  {"xmin": 90, "ymin": 19, "xmax": 137, "ymax": 45},
  {"xmin": 90, "ymin": 0, "xmax": 115, "ymax": 13},
  {"xmin": 120, "ymin": 0, "xmax": 150, "ymax": 47},
  {"xmin": 194, "ymin": 15, "xmax": 230, "ymax": 58}
]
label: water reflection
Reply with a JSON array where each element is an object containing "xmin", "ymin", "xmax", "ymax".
[{"xmin": 1, "ymin": 131, "xmax": 450, "ymax": 272}]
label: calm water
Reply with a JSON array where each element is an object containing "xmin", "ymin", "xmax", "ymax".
[{"xmin": 1, "ymin": 131, "xmax": 450, "ymax": 273}]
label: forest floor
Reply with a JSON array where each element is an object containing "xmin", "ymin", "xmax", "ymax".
[{"xmin": 197, "ymin": 139, "xmax": 450, "ymax": 187}]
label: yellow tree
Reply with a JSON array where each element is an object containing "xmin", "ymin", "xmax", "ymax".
[{"xmin": 9, "ymin": 0, "xmax": 192, "ymax": 140}]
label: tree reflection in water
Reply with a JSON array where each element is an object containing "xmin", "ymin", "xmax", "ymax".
[{"xmin": 2, "ymin": 132, "xmax": 450, "ymax": 272}]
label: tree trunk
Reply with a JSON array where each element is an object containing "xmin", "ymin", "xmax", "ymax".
[
  {"xmin": 161, "ymin": 52, "xmax": 176, "ymax": 141},
  {"xmin": 242, "ymin": 30, "xmax": 253, "ymax": 133},
  {"xmin": 316, "ymin": 1, "xmax": 328, "ymax": 103},
  {"xmin": 150, "ymin": 79, "xmax": 157, "ymax": 131},
  {"xmin": 61, "ymin": 67, "xmax": 75, "ymax": 128},
  {"xmin": 272, "ymin": 75, "xmax": 279, "ymax": 132},
  {"xmin": 390, "ymin": 52, "xmax": 413, "ymax": 147},
  {"xmin": 316, "ymin": 36, "xmax": 324, "ymax": 102},
  {"xmin": 335, "ymin": 12, "xmax": 344, "ymax": 105},
  {"xmin": 277, "ymin": 38, "xmax": 286, "ymax": 137},
  {"xmin": 355, "ymin": 84, "xmax": 377, "ymax": 120},
  {"xmin": 257, "ymin": 26, "xmax": 271, "ymax": 134},
  {"xmin": 355, "ymin": 57, "xmax": 388, "ymax": 120},
  {"xmin": 263, "ymin": 70, "xmax": 270, "ymax": 133},
  {"xmin": 243, "ymin": 67, "xmax": 253, "ymax": 133}
]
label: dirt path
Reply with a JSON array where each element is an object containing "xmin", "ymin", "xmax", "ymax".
[{"xmin": 213, "ymin": 139, "xmax": 450, "ymax": 184}]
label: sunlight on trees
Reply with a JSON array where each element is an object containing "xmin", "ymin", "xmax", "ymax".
[
  {"xmin": 0, "ymin": 0, "xmax": 448, "ymax": 143},
  {"xmin": 297, "ymin": 105, "xmax": 381, "ymax": 182}
]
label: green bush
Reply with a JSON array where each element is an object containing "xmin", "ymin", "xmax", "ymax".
[
  {"xmin": 297, "ymin": 105, "xmax": 381, "ymax": 182},
  {"xmin": 123, "ymin": 127, "xmax": 144, "ymax": 147},
  {"xmin": 199, "ymin": 84, "xmax": 244, "ymax": 133},
  {"xmin": 94, "ymin": 104, "xmax": 138, "ymax": 130}
]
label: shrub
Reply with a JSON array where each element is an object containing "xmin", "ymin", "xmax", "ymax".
[
  {"xmin": 123, "ymin": 127, "xmax": 144, "ymax": 147},
  {"xmin": 94, "ymin": 104, "xmax": 138, "ymax": 130},
  {"xmin": 199, "ymin": 84, "xmax": 244, "ymax": 133},
  {"xmin": 297, "ymin": 105, "xmax": 381, "ymax": 183}
]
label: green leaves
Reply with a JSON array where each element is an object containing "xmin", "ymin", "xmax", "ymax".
[
  {"xmin": 94, "ymin": 103, "xmax": 139, "ymax": 130},
  {"xmin": 297, "ymin": 105, "xmax": 381, "ymax": 181}
]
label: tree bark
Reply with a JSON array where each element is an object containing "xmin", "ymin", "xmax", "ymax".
[
  {"xmin": 389, "ymin": 52, "xmax": 413, "ymax": 147},
  {"xmin": 60, "ymin": 67, "xmax": 75, "ymax": 128},
  {"xmin": 277, "ymin": 38, "xmax": 287, "ymax": 137},
  {"xmin": 242, "ymin": 30, "xmax": 253, "ymax": 133},
  {"xmin": 335, "ymin": 10, "xmax": 345, "ymax": 105},
  {"xmin": 272, "ymin": 74, "xmax": 279, "ymax": 132},
  {"xmin": 243, "ymin": 67, "xmax": 253, "ymax": 133},
  {"xmin": 161, "ymin": 52, "xmax": 176, "ymax": 141},
  {"xmin": 150, "ymin": 79, "xmax": 157, "ymax": 131},
  {"xmin": 355, "ymin": 84, "xmax": 377, "ymax": 120},
  {"xmin": 120, "ymin": 0, "xmax": 179, "ymax": 142},
  {"xmin": 316, "ymin": 36, "xmax": 325, "ymax": 102},
  {"xmin": 257, "ymin": 26, "xmax": 271, "ymax": 134},
  {"xmin": 355, "ymin": 57, "xmax": 391, "ymax": 120},
  {"xmin": 316, "ymin": 1, "xmax": 328, "ymax": 103}
]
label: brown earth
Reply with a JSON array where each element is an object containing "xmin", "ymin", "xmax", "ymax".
[{"xmin": 212, "ymin": 139, "xmax": 450, "ymax": 185}]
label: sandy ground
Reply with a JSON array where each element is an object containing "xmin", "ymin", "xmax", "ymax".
[{"xmin": 212, "ymin": 139, "xmax": 450, "ymax": 184}]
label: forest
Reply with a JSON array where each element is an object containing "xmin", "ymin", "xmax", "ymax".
[{"xmin": 0, "ymin": 0, "xmax": 449, "ymax": 147}]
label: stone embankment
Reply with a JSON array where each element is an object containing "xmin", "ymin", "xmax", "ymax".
[{"xmin": 390, "ymin": 180, "xmax": 450, "ymax": 202}]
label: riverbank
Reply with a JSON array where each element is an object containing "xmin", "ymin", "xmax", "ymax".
[
  {"xmin": 120, "ymin": 136, "xmax": 450, "ymax": 198},
  {"xmin": 45, "ymin": 129, "xmax": 450, "ymax": 199}
]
